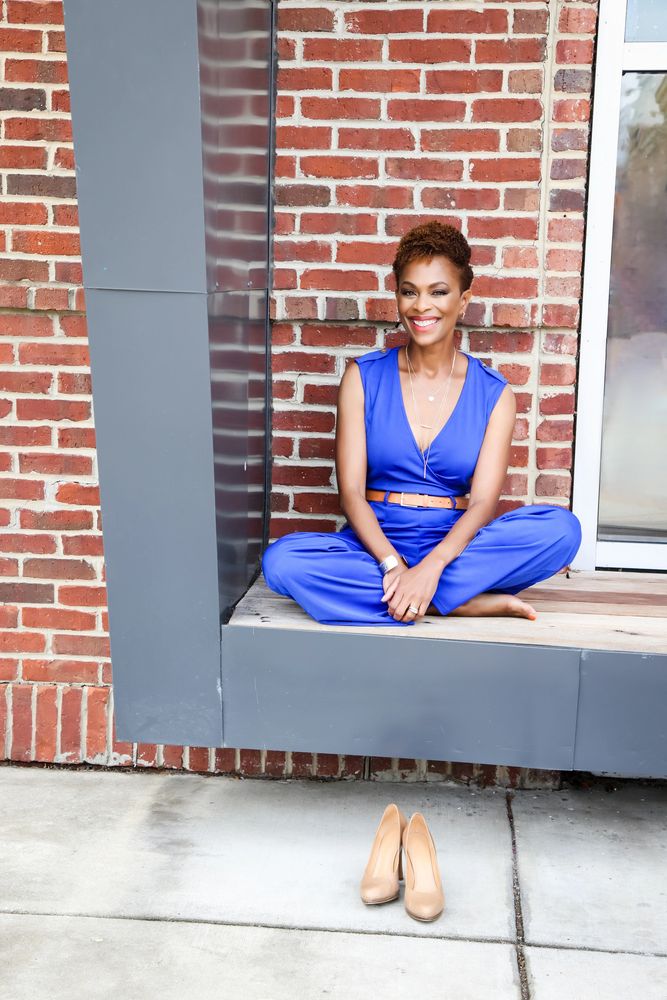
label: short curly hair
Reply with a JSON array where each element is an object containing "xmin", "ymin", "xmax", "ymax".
[{"xmin": 392, "ymin": 220, "xmax": 474, "ymax": 292}]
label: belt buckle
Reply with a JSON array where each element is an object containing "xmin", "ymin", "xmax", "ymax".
[{"xmin": 399, "ymin": 492, "xmax": 417, "ymax": 507}]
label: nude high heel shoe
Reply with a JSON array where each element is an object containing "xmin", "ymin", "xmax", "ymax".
[
  {"xmin": 360, "ymin": 803, "xmax": 408, "ymax": 905},
  {"xmin": 401, "ymin": 812, "xmax": 445, "ymax": 921}
]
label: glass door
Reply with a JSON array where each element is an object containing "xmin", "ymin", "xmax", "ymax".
[{"xmin": 572, "ymin": 0, "xmax": 667, "ymax": 570}]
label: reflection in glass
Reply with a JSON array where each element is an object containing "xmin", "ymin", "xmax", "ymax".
[
  {"xmin": 625, "ymin": 0, "xmax": 667, "ymax": 42},
  {"xmin": 598, "ymin": 73, "xmax": 667, "ymax": 541}
]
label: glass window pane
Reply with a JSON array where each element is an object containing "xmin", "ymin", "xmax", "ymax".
[
  {"xmin": 625, "ymin": 0, "xmax": 667, "ymax": 42},
  {"xmin": 598, "ymin": 73, "xmax": 667, "ymax": 542}
]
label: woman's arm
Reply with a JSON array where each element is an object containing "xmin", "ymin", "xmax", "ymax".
[
  {"xmin": 334, "ymin": 360, "xmax": 407, "ymax": 567},
  {"xmin": 422, "ymin": 384, "xmax": 517, "ymax": 570}
]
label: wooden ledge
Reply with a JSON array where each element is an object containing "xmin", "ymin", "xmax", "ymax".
[{"xmin": 228, "ymin": 570, "xmax": 667, "ymax": 655}]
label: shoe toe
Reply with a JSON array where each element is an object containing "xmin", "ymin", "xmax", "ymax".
[
  {"xmin": 360, "ymin": 876, "xmax": 398, "ymax": 905},
  {"xmin": 405, "ymin": 889, "xmax": 444, "ymax": 921}
]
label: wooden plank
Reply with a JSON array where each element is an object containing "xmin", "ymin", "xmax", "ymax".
[{"xmin": 228, "ymin": 573, "xmax": 667, "ymax": 655}]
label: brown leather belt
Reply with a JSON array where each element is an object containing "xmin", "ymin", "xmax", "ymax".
[{"xmin": 365, "ymin": 488, "xmax": 469, "ymax": 510}]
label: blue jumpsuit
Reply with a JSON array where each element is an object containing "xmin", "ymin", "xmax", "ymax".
[{"xmin": 262, "ymin": 345, "xmax": 582, "ymax": 627}]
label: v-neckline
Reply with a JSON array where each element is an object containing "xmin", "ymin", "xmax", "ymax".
[{"xmin": 394, "ymin": 345, "xmax": 472, "ymax": 457}]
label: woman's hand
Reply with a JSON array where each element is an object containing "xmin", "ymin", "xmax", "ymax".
[{"xmin": 380, "ymin": 554, "xmax": 445, "ymax": 622}]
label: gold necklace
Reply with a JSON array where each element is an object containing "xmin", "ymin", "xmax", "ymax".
[{"xmin": 405, "ymin": 344, "xmax": 458, "ymax": 479}]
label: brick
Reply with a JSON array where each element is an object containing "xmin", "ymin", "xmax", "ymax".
[
  {"xmin": 21, "ymin": 509, "xmax": 93, "ymax": 530},
  {"xmin": 0, "ymin": 86, "xmax": 46, "ymax": 111},
  {"xmin": 476, "ymin": 38, "xmax": 546, "ymax": 63},
  {"xmin": 389, "ymin": 39, "xmax": 471, "ymax": 64},
  {"xmin": 468, "ymin": 217, "xmax": 539, "ymax": 240},
  {"xmin": 6, "ymin": 2, "xmax": 64, "ymax": 25},
  {"xmin": 5, "ymin": 58, "xmax": 68, "ymax": 84},
  {"xmin": 508, "ymin": 69, "xmax": 543, "ymax": 93},
  {"xmin": 52, "ymin": 633, "xmax": 110, "ymax": 656},
  {"xmin": 272, "ymin": 351, "xmax": 337, "ymax": 375},
  {"xmin": 276, "ymin": 125, "xmax": 331, "ymax": 149},
  {"xmin": 553, "ymin": 98, "xmax": 590, "ymax": 123},
  {"xmin": 6, "ymin": 172, "xmax": 76, "ymax": 198},
  {"xmin": 10, "ymin": 683, "xmax": 33, "ymax": 761},
  {"xmin": 57, "ymin": 585, "xmax": 107, "ymax": 608},
  {"xmin": 513, "ymin": 9, "xmax": 549, "ymax": 35},
  {"xmin": 558, "ymin": 7, "xmax": 598, "ymax": 34},
  {"xmin": 345, "ymin": 9, "xmax": 423, "ymax": 34},
  {"xmin": 0, "ymin": 371, "xmax": 52, "ymax": 394},
  {"xmin": 301, "ymin": 97, "xmax": 381, "ymax": 120},
  {"xmin": 0, "ymin": 144, "xmax": 47, "ymax": 168},
  {"xmin": 1, "ymin": 630, "xmax": 46, "ymax": 653},
  {"xmin": 277, "ymin": 7, "xmax": 335, "ymax": 32},
  {"xmin": 275, "ymin": 184, "xmax": 331, "ymax": 208},
  {"xmin": 422, "ymin": 128, "xmax": 500, "ymax": 152},
  {"xmin": 337, "ymin": 185, "xmax": 413, "ymax": 209},
  {"xmin": 556, "ymin": 39, "xmax": 594, "ymax": 64},
  {"xmin": 0, "ymin": 478, "xmax": 45, "ymax": 500},
  {"xmin": 472, "ymin": 98, "xmax": 542, "ymax": 122},
  {"xmin": 386, "ymin": 157, "xmax": 463, "ymax": 181},
  {"xmin": 340, "ymin": 69, "xmax": 420, "ymax": 94},
  {"xmin": 300, "ymin": 155, "xmax": 378, "ymax": 179},
  {"xmin": 303, "ymin": 38, "xmax": 382, "ymax": 62},
  {"xmin": 422, "ymin": 187, "xmax": 500, "ymax": 211},
  {"xmin": 338, "ymin": 126, "xmax": 415, "ymax": 151},
  {"xmin": 19, "ymin": 342, "xmax": 90, "ymax": 368},
  {"xmin": 425, "ymin": 69, "xmax": 502, "ymax": 93},
  {"xmin": 11, "ymin": 230, "xmax": 81, "ymax": 256},
  {"xmin": 388, "ymin": 98, "xmax": 466, "ymax": 122},
  {"xmin": 5, "ymin": 116, "xmax": 72, "ymax": 142},
  {"xmin": 0, "ymin": 27, "xmax": 43, "ymax": 50},
  {"xmin": 427, "ymin": 9, "xmax": 508, "ymax": 33},
  {"xmin": 23, "ymin": 556, "xmax": 96, "ymax": 581},
  {"xmin": 301, "ymin": 269, "xmax": 378, "ymax": 292},
  {"xmin": 277, "ymin": 66, "xmax": 332, "ymax": 90},
  {"xmin": 85, "ymin": 686, "xmax": 109, "ymax": 760},
  {"xmin": 300, "ymin": 212, "xmax": 377, "ymax": 235},
  {"xmin": 470, "ymin": 157, "xmax": 541, "ymax": 181},
  {"xmin": 59, "ymin": 685, "xmax": 82, "ymax": 761},
  {"xmin": 54, "ymin": 482, "xmax": 100, "ymax": 506},
  {"xmin": 16, "ymin": 398, "xmax": 90, "ymax": 422}
]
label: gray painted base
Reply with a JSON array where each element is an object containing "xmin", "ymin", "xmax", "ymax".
[{"xmin": 220, "ymin": 623, "xmax": 667, "ymax": 777}]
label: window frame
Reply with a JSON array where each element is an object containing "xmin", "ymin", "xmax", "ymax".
[{"xmin": 572, "ymin": 0, "xmax": 667, "ymax": 571}]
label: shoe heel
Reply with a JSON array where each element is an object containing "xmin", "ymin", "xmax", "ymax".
[{"xmin": 397, "ymin": 845, "xmax": 404, "ymax": 881}]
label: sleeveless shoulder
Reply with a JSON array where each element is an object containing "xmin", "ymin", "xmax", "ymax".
[
  {"xmin": 353, "ymin": 346, "xmax": 394, "ymax": 367},
  {"xmin": 474, "ymin": 356, "xmax": 508, "ymax": 386}
]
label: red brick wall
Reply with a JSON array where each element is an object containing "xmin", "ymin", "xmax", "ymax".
[
  {"xmin": 269, "ymin": 0, "xmax": 596, "ymax": 536},
  {"xmin": 1, "ymin": 0, "xmax": 596, "ymax": 787}
]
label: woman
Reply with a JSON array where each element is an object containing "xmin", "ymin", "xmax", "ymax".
[{"xmin": 262, "ymin": 220, "xmax": 582, "ymax": 627}]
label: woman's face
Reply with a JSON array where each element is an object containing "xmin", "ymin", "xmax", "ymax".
[{"xmin": 395, "ymin": 254, "xmax": 472, "ymax": 343}]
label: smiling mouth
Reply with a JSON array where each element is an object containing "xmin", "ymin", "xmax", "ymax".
[{"xmin": 410, "ymin": 317, "xmax": 440, "ymax": 330}]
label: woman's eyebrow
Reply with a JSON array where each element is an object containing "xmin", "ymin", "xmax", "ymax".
[{"xmin": 400, "ymin": 280, "xmax": 449, "ymax": 288}]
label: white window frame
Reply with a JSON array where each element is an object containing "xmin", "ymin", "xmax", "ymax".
[{"xmin": 571, "ymin": 0, "xmax": 667, "ymax": 571}]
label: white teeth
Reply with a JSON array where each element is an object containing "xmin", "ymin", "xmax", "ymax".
[{"xmin": 412, "ymin": 318, "xmax": 438, "ymax": 328}]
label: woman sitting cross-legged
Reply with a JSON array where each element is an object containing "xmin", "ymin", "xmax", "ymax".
[{"xmin": 262, "ymin": 220, "xmax": 582, "ymax": 627}]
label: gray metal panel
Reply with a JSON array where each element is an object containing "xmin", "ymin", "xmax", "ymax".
[
  {"xmin": 86, "ymin": 289, "xmax": 222, "ymax": 746},
  {"xmin": 208, "ymin": 290, "xmax": 267, "ymax": 614},
  {"xmin": 63, "ymin": 0, "xmax": 208, "ymax": 292},
  {"xmin": 219, "ymin": 627, "xmax": 580, "ymax": 768},
  {"xmin": 198, "ymin": 0, "xmax": 273, "ymax": 292},
  {"xmin": 573, "ymin": 649, "xmax": 667, "ymax": 778}
]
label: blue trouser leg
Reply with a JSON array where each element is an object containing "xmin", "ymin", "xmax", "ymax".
[
  {"xmin": 262, "ymin": 503, "xmax": 582, "ymax": 626},
  {"xmin": 430, "ymin": 504, "xmax": 582, "ymax": 615},
  {"xmin": 261, "ymin": 526, "xmax": 421, "ymax": 627}
]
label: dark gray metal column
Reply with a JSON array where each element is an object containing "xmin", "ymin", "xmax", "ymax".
[{"xmin": 63, "ymin": 0, "xmax": 272, "ymax": 745}]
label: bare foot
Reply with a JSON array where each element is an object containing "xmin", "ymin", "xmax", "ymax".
[{"xmin": 427, "ymin": 593, "xmax": 538, "ymax": 620}]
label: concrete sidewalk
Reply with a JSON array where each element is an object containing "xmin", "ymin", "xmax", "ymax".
[{"xmin": 1, "ymin": 766, "xmax": 666, "ymax": 999}]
